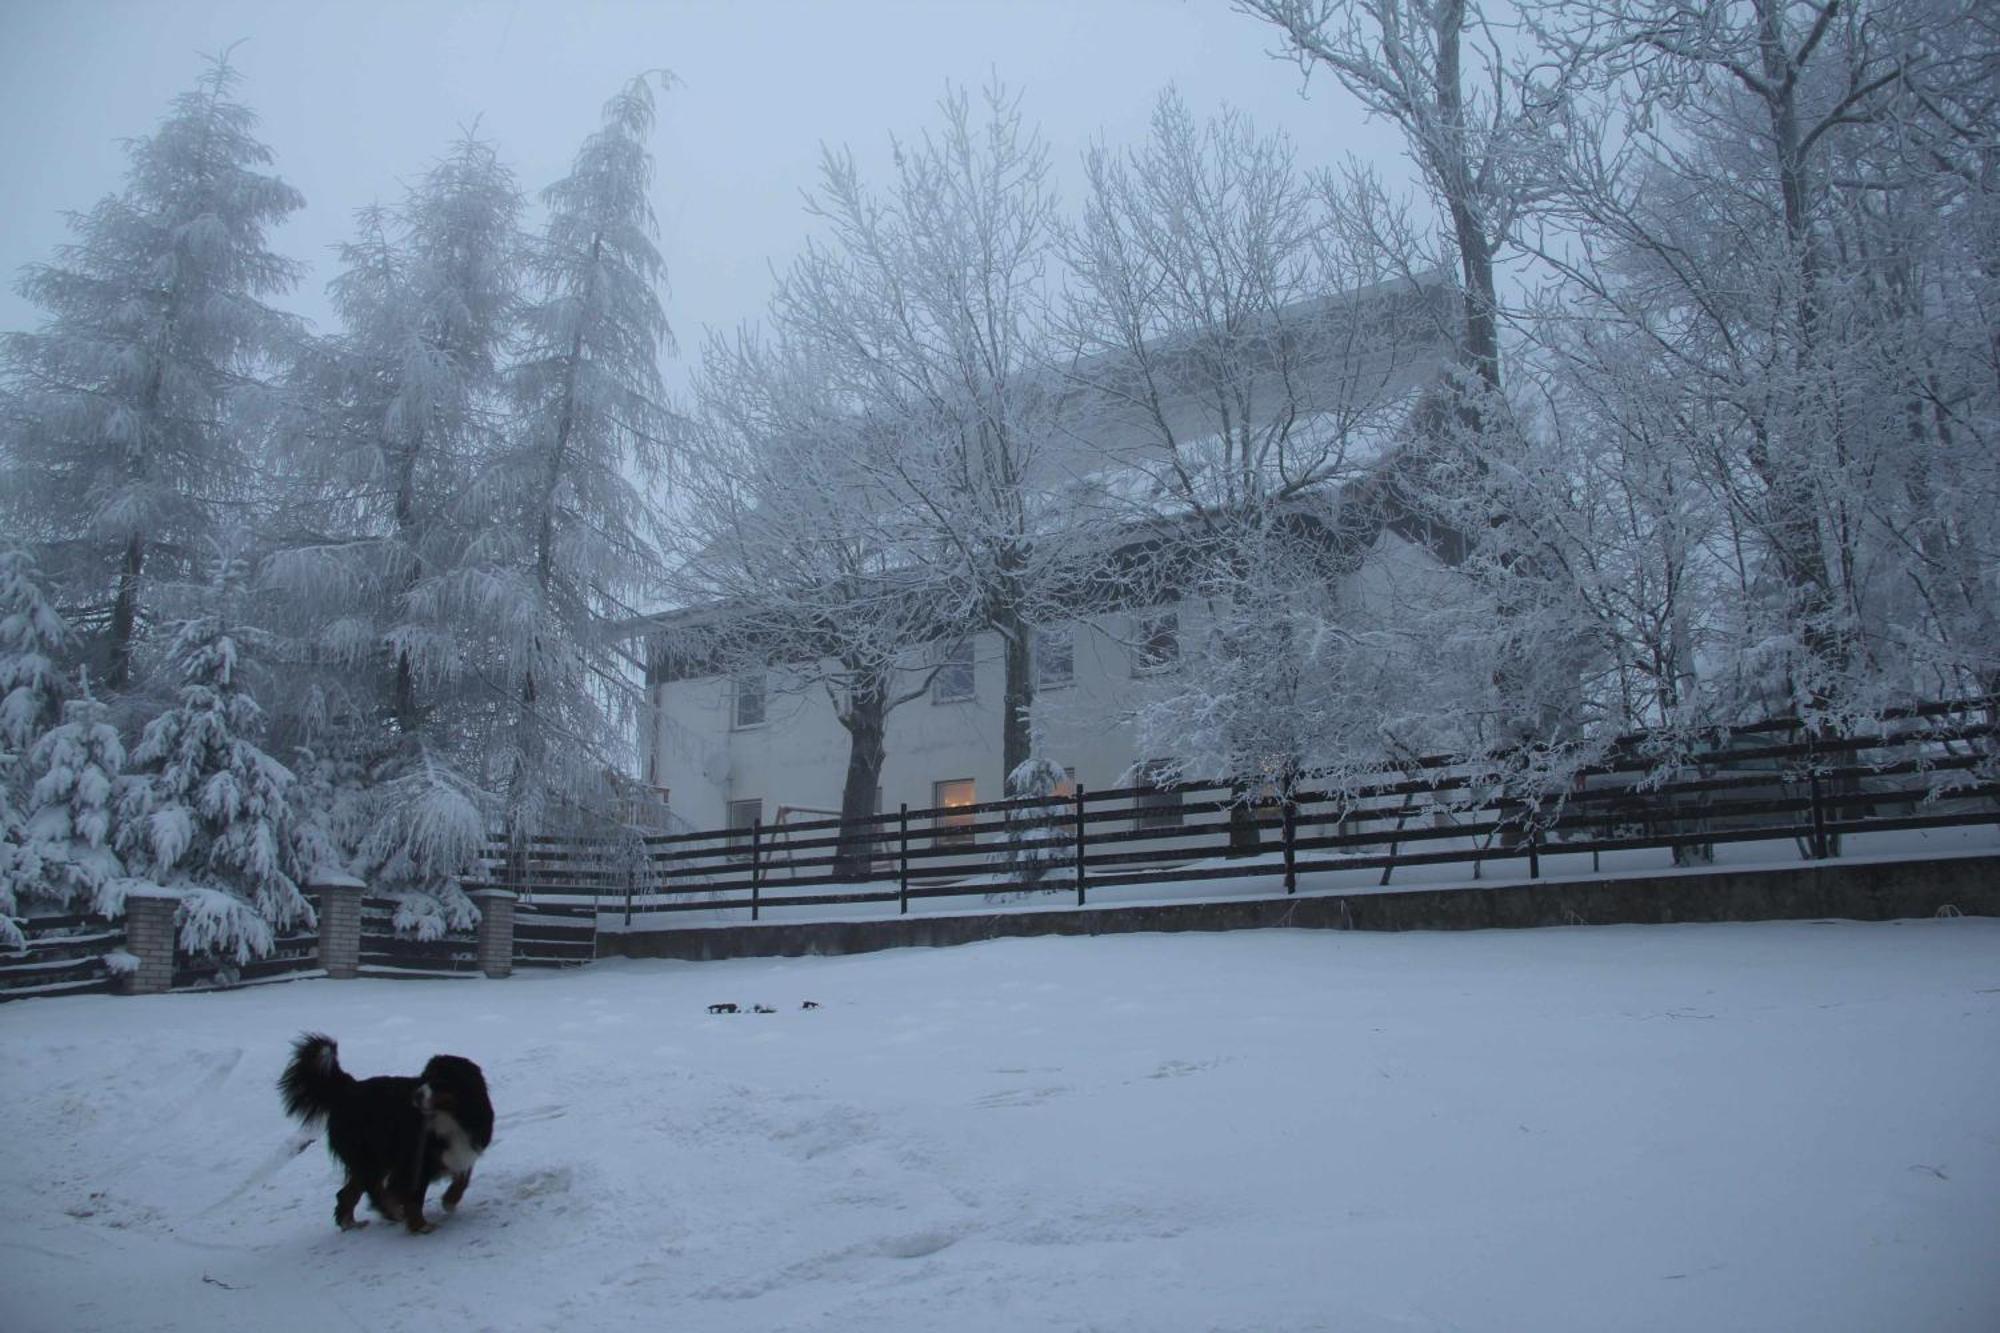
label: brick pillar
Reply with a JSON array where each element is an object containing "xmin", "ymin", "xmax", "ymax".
[
  {"xmin": 316, "ymin": 879, "xmax": 365, "ymax": 980},
  {"xmin": 470, "ymin": 888, "xmax": 516, "ymax": 979},
  {"xmin": 121, "ymin": 891, "xmax": 179, "ymax": 995}
]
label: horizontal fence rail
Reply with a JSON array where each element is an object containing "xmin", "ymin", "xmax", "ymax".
[{"xmin": 478, "ymin": 698, "xmax": 2000, "ymax": 931}]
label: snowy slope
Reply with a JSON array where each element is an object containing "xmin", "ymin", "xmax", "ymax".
[{"xmin": 3, "ymin": 918, "xmax": 1997, "ymax": 1332}]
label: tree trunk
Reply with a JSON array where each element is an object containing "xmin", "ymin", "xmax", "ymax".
[
  {"xmin": 1000, "ymin": 611, "xmax": 1034, "ymax": 783},
  {"xmin": 107, "ymin": 534, "xmax": 145, "ymax": 689},
  {"xmin": 833, "ymin": 668, "xmax": 890, "ymax": 880}
]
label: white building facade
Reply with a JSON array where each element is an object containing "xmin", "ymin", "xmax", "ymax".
[{"xmin": 643, "ymin": 524, "xmax": 1443, "ymax": 835}]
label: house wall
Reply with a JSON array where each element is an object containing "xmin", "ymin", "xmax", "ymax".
[
  {"xmin": 652, "ymin": 607, "xmax": 1190, "ymax": 829},
  {"xmin": 647, "ymin": 529, "xmax": 1433, "ymax": 831}
]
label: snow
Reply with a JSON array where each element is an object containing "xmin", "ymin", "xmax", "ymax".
[{"xmin": 2, "ymin": 916, "xmax": 1997, "ymax": 1332}]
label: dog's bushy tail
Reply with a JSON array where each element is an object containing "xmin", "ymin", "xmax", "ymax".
[{"xmin": 278, "ymin": 1032, "xmax": 354, "ymax": 1126}]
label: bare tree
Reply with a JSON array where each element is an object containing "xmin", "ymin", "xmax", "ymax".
[
  {"xmin": 675, "ymin": 330, "xmax": 973, "ymax": 876},
  {"xmin": 1237, "ymin": 0, "xmax": 1555, "ymax": 397},
  {"xmin": 1528, "ymin": 0, "xmax": 2000, "ymax": 716},
  {"xmin": 771, "ymin": 81, "xmax": 1064, "ymax": 781},
  {"xmin": 1060, "ymin": 88, "xmax": 1457, "ymax": 790}
]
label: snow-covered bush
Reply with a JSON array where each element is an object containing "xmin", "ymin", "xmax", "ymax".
[
  {"xmin": 997, "ymin": 756, "xmax": 1071, "ymax": 891},
  {"xmin": 352, "ymin": 754, "xmax": 485, "ymax": 939}
]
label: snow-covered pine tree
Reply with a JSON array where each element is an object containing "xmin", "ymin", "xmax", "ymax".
[
  {"xmin": 116, "ymin": 547, "xmax": 312, "ymax": 963},
  {"xmin": 275, "ymin": 130, "xmax": 522, "ymax": 734},
  {"xmin": 0, "ymin": 550, "xmax": 71, "ymax": 756},
  {"xmin": 1, "ymin": 551, "xmax": 74, "ymax": 945},
  {"xmin": 0, "ymin": 52, "xmax": 303, "ymax": 689},
  {"xmin": 474, "ymin": 74, "xmax": 675, "ymax": 835},
  {"xmin": 0, "ymin": 780, "xmax": 26, "ymax": 950},
  {"xmin": 21, "ymin": 676, "xmax": 128, "ymax": 926},
  {"xmin": 268, "ymin": 131, "xmax": 521, "ymax": 928}
]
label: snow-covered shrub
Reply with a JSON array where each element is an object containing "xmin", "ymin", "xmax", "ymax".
[
  {"xmin": 997, "ymin": 756, "xmax": 1071, "ymax": 892},
  {"xmin": 351, "ymin": 754, "xmax": 485, "ymax": 937}
]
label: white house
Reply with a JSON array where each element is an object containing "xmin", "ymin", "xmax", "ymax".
[{"xmin": 637, "ymin": 274, "xmax": 1457, "ymax": 838}]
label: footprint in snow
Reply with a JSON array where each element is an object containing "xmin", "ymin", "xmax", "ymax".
[{"xmin": 974, "ymin": 1085, "xmax": 1068, "ymax": 1109}]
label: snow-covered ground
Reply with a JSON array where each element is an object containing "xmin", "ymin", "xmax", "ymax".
[{"xmin": 4, "ymin": 918, "xmax": 1997, "ymax": 1332}]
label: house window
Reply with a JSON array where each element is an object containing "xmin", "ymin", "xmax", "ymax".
[
  {"xmin": 1133, "ymin": 612, "xmax": 1179, "ymax": 675},
  {"xmin": 932, "ymin": 778, "xmax": 976, "ymax": 847},
  {"xmin": 1134, "ymin": 761, "xmax": 1184, "ymax": 830},
  {"xmin": 933, "ymin": 639, "xmax": 975, "ymax": 703},
  {"xmin": 726, "ymin": 797, "xmax": 762, "ymax": 851},
  {"xmin": 1034, "ymin": 624, "xmax": 1073, "ymax": 689},
  {"xmin": 732, "ymin": 670, "xmax": 766, "ymax": 729}
]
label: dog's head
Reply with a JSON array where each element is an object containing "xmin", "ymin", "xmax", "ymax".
[{"xmin": 415, "ymin": 1054, "xmax": 493, "ymax": 1147}]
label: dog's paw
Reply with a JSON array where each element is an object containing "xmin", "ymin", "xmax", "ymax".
[
  {"xmin": 408, "ymin": 1220, "xmax": 437, "ymax": 1235},
  {"xmin": 338, "ymin": 1218, "xmax": 369, "ymax": 1232}
]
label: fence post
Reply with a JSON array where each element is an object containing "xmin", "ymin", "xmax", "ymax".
[
  {"xmin": 1074, "ymin": 783, "xmax": 1088, "ymax": 908},
  {"xmin": 313, "ymin": 874, "xmax": 366, "ymax": 981},
  {"xmin": 119, "ymin": 889, "xmax": 179, "ymax": 995},
  {"xmin": 1282, "ymin": 795, "xmax": 1297, "ymax": 895},
  {"xmin": 897, "ymin": 803, "xmax": 909, "ymax": 916},
  {"xmin": 1527, "ymin": 823, "xmax": 1540, "ymax": 879},
  {"xmin": 750, "ymin": 818, "xmax": 762, "ymax": 922},
  {"xmin": 468, "ymin": 888, "xmax": 516, "ymax": 979},
  {"xmin": 1804, "ymin": 724, "xmax": 1829, "ymax": 860}
]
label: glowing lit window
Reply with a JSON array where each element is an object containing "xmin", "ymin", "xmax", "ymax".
[{"xmin": 932, "ymin": 778, "xmax": 976, "ymax": 847}]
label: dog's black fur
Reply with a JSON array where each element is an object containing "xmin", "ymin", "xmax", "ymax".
[{"xmin": 278, "ymin": 1032, "xmax": 494, "ymax": 1234}]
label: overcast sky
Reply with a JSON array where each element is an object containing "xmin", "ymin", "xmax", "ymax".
[{"xmin": 0, "ymin": 0, "xmax": 1411, "ymax": 392}]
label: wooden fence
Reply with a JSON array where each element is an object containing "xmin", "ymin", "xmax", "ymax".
[
  {"xmin": 5, "ymin": 698, "xmax": 1991, "ymax": 999},
  {"xmin": 173, "ymin": 926, "xmax": 319, "ymax": 990},
  {"xmin": 0, "ymin": 912, "xmax": 125, "ymax": 1000},
  {"xmin": 487, "ymin": 696, "xmax": 2000, "ymax": 926}
]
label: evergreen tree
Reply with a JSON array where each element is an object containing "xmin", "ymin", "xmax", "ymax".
[
  {"xmin": 0, "ymin": 550, "xmax": 70, "ymax": 759},
  {"xmin": 475, "ymin": 74, "xmax": 675, "ymax": 833},
  {"xmin": 116, "ymin": 549, "xmax": 312, "ymax": 962},
  {"xmin": 21, "ymin": 677, "xmax": 127, "ymax": 923},
  {"xmin": 268, "ymin": 132, "xmax": 521, "ymax": 925},
  {"xmin": 1, "ymin": 52, "xmax": 303, "ymax": 688},
  {"xmin": 274, "ymin": 130, "xmax": 521, "ymax": 735},
  {"xmin": 2, "ymin": 551, "xmax": 75, "ymax": 946}
]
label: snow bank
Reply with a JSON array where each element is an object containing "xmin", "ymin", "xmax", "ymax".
[{"xmin": 1, "ymin": 917, "xmax": 1995, "ymax": 1332}]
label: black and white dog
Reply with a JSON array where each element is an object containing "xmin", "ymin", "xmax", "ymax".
[{"xmin": 278, "ymin": 1032, "xmax": 494, "ymax": 1234}]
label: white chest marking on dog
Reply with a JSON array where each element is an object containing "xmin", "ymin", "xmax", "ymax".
[{"xmin": 432, "ymin": 1110, "xmax": 481, "ymax": 1175}]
